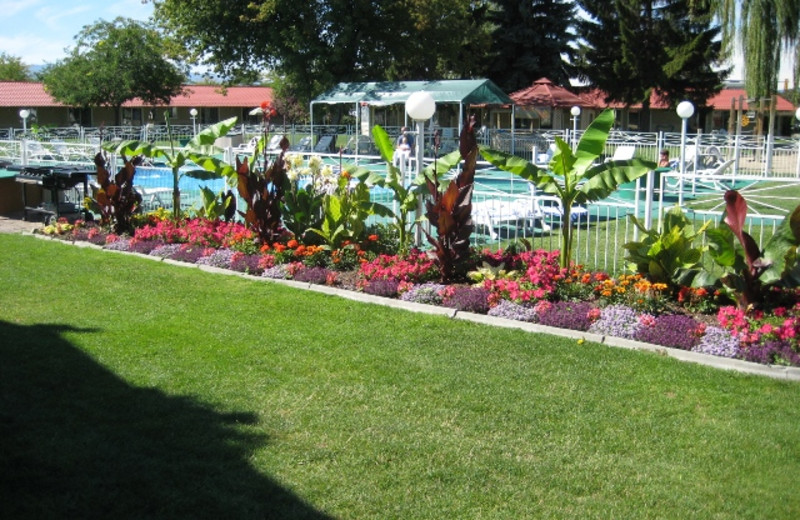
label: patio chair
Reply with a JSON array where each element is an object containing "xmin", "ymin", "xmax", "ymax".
[
  {"xmin": 135, "ymin": 185, "xmax": 173, "ymax": 211},
  {"xmin": 314, "ymin": 135, "xmax": 335, "ymax": 153},
  {"xmin": 291, "ymin": 136, "xmax": 313, "ymax": 152},
  {"xmin": 605, "ymin": 145, "xmax": 636, "ymax": 162},
  {"xmin": 473, "ymin": 197, "xmax": 551, "ymax": 239}
]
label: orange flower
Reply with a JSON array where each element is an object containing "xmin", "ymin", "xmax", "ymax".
[
  {"xmin": 287, "ymin": 239, "xmax": 299, "ymax": 249},
  {"xmin": 260, "ymin": 244, "xmax": 271, "ymax": 252}
]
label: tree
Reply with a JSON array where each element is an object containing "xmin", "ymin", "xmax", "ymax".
[
  {"xmin": 0, "ymin": 53, "xmax": 32, "ymax": 81},
  {"xmin": 709, "ymin": 0, "xmax": 800, "ymax": 100},
  {"xmin": 153, "ymin": 0, "xmax": 492, "ymax": 105},
  {"xmin": 485, "ymin": 0, "xmax": 576, "ymax": 92},
  {"xmin": 40, "ymin": 18, "xmax": 185, "ymax": 125},
  {"xmin": 575, "ymin": 0, "xmax": 726, "ymax": 130}
]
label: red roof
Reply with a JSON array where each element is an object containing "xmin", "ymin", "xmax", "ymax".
[
  {"xmin": 579, "ymin": 87, "xmax": 796, "ymax": 113},
  {"xmin": 0, "ymin": 81, "xmax": 273, "ymax": 108},
  {"xmin": 0, "ymin": 81, "xmax": 65, "ymax": 107},
  {"xmin": 706, "ymin": 88, "xmax": 795, "ymax": 112},
  {"xmin": 510, "ymin": 77, "xmax": 583, "ymax": 108}
]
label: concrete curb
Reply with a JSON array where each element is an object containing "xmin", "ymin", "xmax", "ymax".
[{"xmin": 28, "ymin": 233, "xmax": 800, "ymax": 382}]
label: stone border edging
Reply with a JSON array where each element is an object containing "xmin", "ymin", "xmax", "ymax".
[{"xmin": 30, "ymin": 232, "xmax": 800, "ymax": 382}]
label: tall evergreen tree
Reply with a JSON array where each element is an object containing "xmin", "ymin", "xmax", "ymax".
[
  {"xmin": 485, "ymin": 0, "xmax": 576, "ymax": 91},
  {"xmin": 575, "ymin": 0, "xmax": 726, "ymax": 130}
]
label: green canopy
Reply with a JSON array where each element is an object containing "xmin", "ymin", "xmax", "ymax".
[
  {"xmin": 309, "ymin": 79, "xmax": 516, "ymax": 154},
  {"xmin": 312, "ymin": 79, "xmax": 513, "ymax": 107}
]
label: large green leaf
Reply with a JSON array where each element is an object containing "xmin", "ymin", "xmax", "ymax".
[
  {"xmin": 186, "ymin": 154, "xmax": 237, "ymax": 183},
  {"xmin": 188, "ymin": 117, "xmax": 238, "ymax": 148},
  {"xmin": 576, "ymin": 159, "xmax": 652, "ymax": 203},
  {"xmin": 371, "ymin": 125, "xmax": 395, "ymax": 164},
  {"xmin": 573, "ymin": 108, "xmax": 615, "ymax": 172},
  {"xmin": 761, "ymin": 204, "xmax": 800, "ymax": 285}
]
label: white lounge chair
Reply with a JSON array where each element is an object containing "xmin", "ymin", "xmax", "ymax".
[
  {"xmin": 605, "ymin": 145, "xmax": 636, "ymax": 162},
  {"xmin": 135, "ymin": 185, "xmax": 173, "ymax": 211},
  {"xmin": 473, "ymin": 197, "xmax": 551, "ymax": 239}
]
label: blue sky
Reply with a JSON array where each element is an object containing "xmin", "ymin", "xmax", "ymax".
[
  {"xmin": 0, "ymin": 0, "xmax": 153, "ymax": 65},
  {"xmin": 0, "ymin": 0, "xmax": 794, "ymax": 86}
]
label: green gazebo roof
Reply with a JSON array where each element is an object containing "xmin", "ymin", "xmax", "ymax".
[{"xmin": 312, "ymin": 79, "xmax": 513, "ymax": 106}]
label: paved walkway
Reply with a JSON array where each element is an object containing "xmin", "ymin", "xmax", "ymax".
[{"xmin": 0, "ymin": 212, "xmax": 43, "ymax": 234}]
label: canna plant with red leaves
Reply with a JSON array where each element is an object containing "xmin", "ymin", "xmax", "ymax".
[
  {"xmin": 87, "ymin": 151, "xmax": 143, "ymax": 235},
  {"xmin": 422, "ymin": 114, "xmax": 479, "ymax": 283},
  {"xmin": 698, "ymin": 189, "xmax": 800, "ymax": 308},
  {"xmin": 236, "ymin": 137, "xmax": 291, "ymax": 245}
]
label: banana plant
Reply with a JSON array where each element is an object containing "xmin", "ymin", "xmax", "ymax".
[
  {"xmin": 480, "ymin": 108, "xmax": 655, "ymax": 268},
  {"xmin": 370, "ymin": 125, "xmax": 425, "ymax": 255},
  {"xmin": 105, "ymin": 113, "xmax": 238, "ymax": 220}
]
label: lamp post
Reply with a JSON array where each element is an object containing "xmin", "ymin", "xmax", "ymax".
[
  {"xmin": 405, "ymin": 91, "xmax": 436, "ymax": 246},
  {"xmin": 570, "ymin": 105, "xmax": 581, "ymax": 152},
  {"xmin": 189, "ymin": 108, "xmax": 198, "ymax": 136},
  {"xmin": 676, "ymin": 100, "xmax": 694, "ymax": 205},
  {"xmin": 19, "ymin": 109, "xmax": 30, "ymax": 136}
]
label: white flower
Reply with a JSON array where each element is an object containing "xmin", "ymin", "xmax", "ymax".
[
  {"xmin": 320, "ymin": 165, "xmax": 334, "ymax": 178},
  {"xmin": 286, "ymin": 153, "xmax": 303, "ymax": 169},
  {"xmin": 287, "ymin": 168, "xmax": 300, "ymax": 182},
  {"xmin": 308, "ymin": 155, "xmax": 322, "ymax": 174}
]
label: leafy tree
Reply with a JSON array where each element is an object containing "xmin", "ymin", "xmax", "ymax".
[
  {"xmin": 0, "ymin": 52, "xmax": 32, "ymax": 81},
  {"xmin": 709, "ymin": 0, "xmax": 800, "ymax": 100},
  {"xmin": 40, "ymin": 18, "xmax": 185, "ymax": 125},
  {"xmin": 575, "ymin": 0, "xmax": 726, "ymax": 130},
  {"xmin": 485, "ymin": 0, "xmax": 576, "ymax": 91},
  {"xmin": 153, "ymin": 0, "xmax": 492, "ymax": 104}
]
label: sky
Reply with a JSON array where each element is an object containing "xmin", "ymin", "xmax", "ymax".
[
  {"xmin": 0, "ymin": 0, "xmax": 153, "ymax": 66},
  {"xmin": 0, "ymin": 0, "xmax": 795, "ymax": 87}
]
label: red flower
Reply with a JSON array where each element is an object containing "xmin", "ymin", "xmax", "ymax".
[{"xmin": 368, "ymin": 234, "xmax": 379, "ymax": 241}]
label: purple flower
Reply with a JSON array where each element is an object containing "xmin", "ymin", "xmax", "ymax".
[
  {"xmin": 103, "ymin": 238, "xmax": 131, "ymax": 252},
  {"xmin": 400, "ymin": 283, "xmax": 447, "ymax": 305},
  {"xmin": 635, "ymin": 314, "xmax": 701, "ymax": 350},
  {"xmin": 692, "ymin": 326, "xmax": 740, "ymax": 358},
  {"xmin": 443, "ymin": 286, "xmax": 491, "ymax": 314},
  {"xmin": 362, "ymin": 278, "xmax": 401, "ymax": 297},
  {"xmin": 293, "ymin": 266, "xmax": 333, "ymax": 285},
  {"xmin": 262, "ymin": 265, "xmax": 291, "ymax": 279},
  {"xmin": 230, "ymin": 253, "xmax": 264, "ymax": 275},
  {"xmin": 538, "ymin": 301, "xmax": 595, "ymax": 331},
  {"xmin": 149, "ymin": 243, "xmax": 183, "ymax": 258},
  {"xmin": 588, "ymin": 304, "xmax": 641, "ymax": 339},
  {"xmin": 169, "ymin": 244, "xmax": 207, "ymax": 264},
  {"xmin": 128, "ymin": 239, "xmax": 165, "ymax": 255},
  {"xmin": 196, "ymin": 249, "xmax": 235, "ymax": 269},
  {"xmin": 740, "ymin": 340, "xmax": 800, "ymax": 366},
  {"xmin": 488, "ymin": 300, "xmax": 538, "ymax": 322}
]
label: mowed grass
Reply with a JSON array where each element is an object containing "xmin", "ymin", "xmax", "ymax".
[{"xmin": 1, "ymin": 234, "xmax": 799, "ymax": 519}]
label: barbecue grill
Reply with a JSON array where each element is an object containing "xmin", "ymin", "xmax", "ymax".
[{"xmin": 11, "ymin": 165, "xmax": 92, "ymax": 223}]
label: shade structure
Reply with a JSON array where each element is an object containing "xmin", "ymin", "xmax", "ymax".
[
  {"xmin": 509, "ymin": 77, "xmax": 583, "ymax": 108},
  {"xmin": 312, "ymin": 79, "xmax": 513, "ymax": 107},
  {"xmin": 310, "ymin": 79, "xmax": 515, "ymax": 154}
]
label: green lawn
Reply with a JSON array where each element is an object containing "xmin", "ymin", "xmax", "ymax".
[{"xmin": 2, "ymin": 234, "xmax": 799, "ymax": 519}]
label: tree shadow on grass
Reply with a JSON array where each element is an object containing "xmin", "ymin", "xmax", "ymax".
[{"xmin": 0, "ymin": 320, "xmax": 334, "ymax": 519}]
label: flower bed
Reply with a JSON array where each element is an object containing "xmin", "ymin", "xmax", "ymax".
[{"xmin": 39, "ymin": 216, "xmax": 800, "ymax": 368}]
